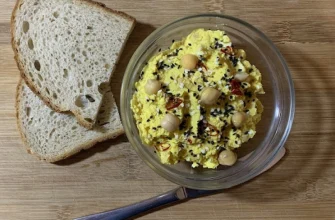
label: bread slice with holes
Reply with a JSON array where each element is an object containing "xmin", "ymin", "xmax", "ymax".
[
  {"xmin": 17, "ymin": 79, "xmax": 124, "ymax": 162},
  {"xmin": 11, "ymin": 0, "xmax": 135, "ymax": 128}
]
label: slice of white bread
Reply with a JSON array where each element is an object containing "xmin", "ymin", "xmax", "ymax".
[
  {"xmin": 11, "ymin": 0, "xmax": 135, "ymax": 128},
  {"xmin": 16, "ymin": 80, "xmax": 124, "ymax": 162}
]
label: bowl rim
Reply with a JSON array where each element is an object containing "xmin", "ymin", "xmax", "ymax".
[{"xmin": 121, "ymin": 13, "xmax": 295, "ymax": 190}]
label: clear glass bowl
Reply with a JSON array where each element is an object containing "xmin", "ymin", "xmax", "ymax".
[{"xmin": 121, "ymin": 14, "xmax": 295, "ymax": 190}]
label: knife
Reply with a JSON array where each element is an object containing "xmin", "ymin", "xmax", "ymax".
[{"xmin": 75, "ymin": 147, "xmax": 285, "ymax": 220}]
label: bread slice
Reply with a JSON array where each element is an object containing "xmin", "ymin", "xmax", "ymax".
[
  {"xmin": 11, "ymin": 0, "xmax": 135, "ymax": 128},
  {"xmin": 16, "ymin": 79, "xmax": 124, "ymax": 162}
]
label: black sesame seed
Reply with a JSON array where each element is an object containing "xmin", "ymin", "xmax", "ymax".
[
  {"xmin": 153, "ymin": 72, "xmax": 157, "ymax": 75},
  {"xmin": 244, "ymin": 131, "xmax": 249, "ymax": 134},
  {"xmin": 170, "ymin": 76, "xmax": 174, "ymax": 80},
  {"xmin": 158, "ymin": 126, "xmax": 162, "ymax": 128},
  {"xmin": 245, "ymin": 91, "xmax": 252, "ymax": 98},
  {"xmin": 249, "ymin": 69, "xmax": 253, "ymax": 73},
  {"xmin": 172, "ymin": 39, "xmax": 175, "ymax": 43},
  {"xmin": 238, "ymin": 69, "xmax": 242, "ymax": 72},
  {"xmin": 158, "ymin": 48, "xmax": 161, "ymax": 52},
  {"xmin": 153, "ymin": 127, "xmax": 157, "ymax": 130},
  {"xmin": 235, "ymin": 141, "xmax": 238, "ymax": 144},
  {"xmin": 215, "ymin": 38, "xmax": 218, "ymax": 41},
  {"xmin": 236, "ymin": 134, "xmax": 241, "ymax": 138},
  {"xmin": 188, "ymin": 43, "xmax": 192, "ymax": 46},
  {"xmin": 147, "ymin": 119, "xmax": 150, "ymax": 122}
]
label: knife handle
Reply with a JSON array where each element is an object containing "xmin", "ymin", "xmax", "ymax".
[{"xmin": 74, "ymin": 187, "xmax": 186, "ymax": 220}]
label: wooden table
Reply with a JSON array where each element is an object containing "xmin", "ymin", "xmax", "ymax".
[{"xmin": 1, "ymin": 0, "xmax": 335, "ymax": 219}]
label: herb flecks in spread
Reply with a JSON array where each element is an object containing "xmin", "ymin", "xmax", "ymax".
[{"xmin": 131, "ymin": 29, "xmax": 264, "ymax": 169}]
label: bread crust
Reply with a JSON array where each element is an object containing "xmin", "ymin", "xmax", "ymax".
[
  {"xmin": 16, "ymin": 79, "xmax": 125, "ymax": 163},
  {"xmin": 11, "ymin": 0, "xmax": 135, "ymax": 129}
]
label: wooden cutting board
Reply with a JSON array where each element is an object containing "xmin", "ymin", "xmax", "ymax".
[{"xmin": 0, "ymin": 0, "xmax": 334, "ymax": 219}]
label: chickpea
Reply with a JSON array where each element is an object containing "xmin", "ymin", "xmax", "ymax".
[
  {"xmin": 232, "ymin": 112, "xmax": 247, "ymax": 128},
  {"xmin": 236, "ymin": 49, "xmax": 246, "ymax": 60},
  {"xmin": 181, "ymin": 54, "xmax": 198, "ymax": 70},
  {"xmin": 218, "ymin": 150, "xmax": 237, "ymax": 166},
  {"xmin": 200, "ymin": 87, "xmax": 221, "ymax": 105},
  {"xmin": 161, "ymin": 113, "xmax": 181, "ymax": 132},
  {"xmin": 234, "ymin": 72, "xmax": 249, "ymax": 82},
  {"xmin": 145, "ymin": 79, "xmax": 161, "ymax": 95}
]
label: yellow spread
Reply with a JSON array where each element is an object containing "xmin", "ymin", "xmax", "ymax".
[{"xmin": 131, "ymin": 29, "xmax": 264, "ymax": 169}]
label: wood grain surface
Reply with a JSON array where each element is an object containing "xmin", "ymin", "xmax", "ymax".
[{"xmin": 1, "ymin": 0, "xmax": 335, "ymax": 219}]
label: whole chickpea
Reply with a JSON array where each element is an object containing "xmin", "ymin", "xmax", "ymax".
[{"xmin": 181, "ymin": 54, "xmax": 198, "ymax": 70}]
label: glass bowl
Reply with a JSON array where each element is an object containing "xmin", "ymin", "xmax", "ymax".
[{"xmin": 120, "ymin": 13, "xmax": 295, "ymax": 190}]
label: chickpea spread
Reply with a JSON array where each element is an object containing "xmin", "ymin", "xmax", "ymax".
[{"xmin": 131, "ymin": 29, "xmax": 264, "ymax": 169}]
